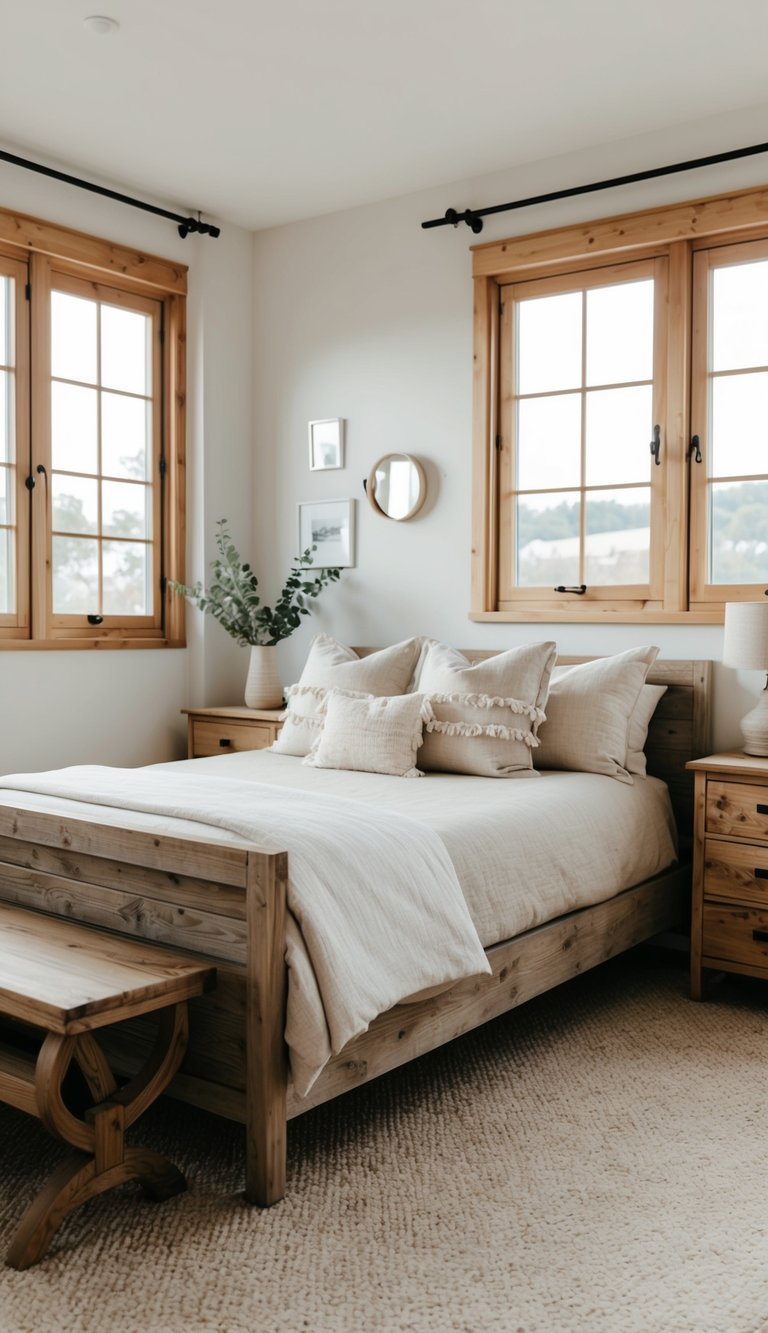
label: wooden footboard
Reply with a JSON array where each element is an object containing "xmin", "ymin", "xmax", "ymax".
[{"xmin": 0, "ymin": 805, "xmax": 289, "ymax": 1205}]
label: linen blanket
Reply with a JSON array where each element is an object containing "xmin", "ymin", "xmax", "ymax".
[{"xmin": 0, "ymin": 766, "xmax": 490, "ymax": 1095}]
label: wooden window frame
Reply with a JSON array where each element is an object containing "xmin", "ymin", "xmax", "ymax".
[
  {"xmin": 471, "ymin": 182, "xmax": 768, "ymax": 625},
  {"xmin": 0, "ymin": 205, "xmax": 187, "ymax": 650}
]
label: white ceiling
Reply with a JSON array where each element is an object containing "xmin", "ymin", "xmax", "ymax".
[{"xmin": 2, "ymin": 0, "xmax": 768, "ymax": 232}]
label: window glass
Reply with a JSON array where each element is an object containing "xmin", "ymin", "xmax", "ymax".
[{"xmin": 506, "ymin": 266, "xmax": 657, "ymax": 600}]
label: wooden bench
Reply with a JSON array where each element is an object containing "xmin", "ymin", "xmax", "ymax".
[{"xmin": 0, "ymin": 904, "xmax": 215, "ymax": 1269}]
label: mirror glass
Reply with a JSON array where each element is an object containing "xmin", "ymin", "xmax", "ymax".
[{"xmin": 367, "ymin": 453, "xmax": 426, "ymax": 521}]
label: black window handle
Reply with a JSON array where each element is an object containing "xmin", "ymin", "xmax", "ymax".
[
  {"xmin": 650, "ymin": 423, "xmax": 661, "ymax": 465},
  {"xmin": 554, "ymin": 585, "xmax": 587, "ymax": 595},
  {"xmin": 688, "ymin": 434, "xmax": 702, "ymax": 464}
]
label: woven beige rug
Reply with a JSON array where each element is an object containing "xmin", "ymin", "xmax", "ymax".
[{"xmin": 1, "ymin": 955, "xmax": 768, "ymax": 1333}]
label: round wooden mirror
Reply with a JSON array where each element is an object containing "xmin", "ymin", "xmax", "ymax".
[{"xmin": 366, "ymin": 453, "xmax": 426, "ymax": 521}]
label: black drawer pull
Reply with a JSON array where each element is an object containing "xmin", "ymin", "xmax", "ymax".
[
  {"xmin": 219, "ymin": 738, "xmax": 232, "ymax": 748},
  {"xmin": 756, "ymin": 868, "xmax": 768, "ymax": 880},
  {"xmin": 753, "ymin": 930, "xmax": 768, "ymax": 943},
  {"xmin": 758, "ymin": 804, "xmax": 768, "ymax": 815}
]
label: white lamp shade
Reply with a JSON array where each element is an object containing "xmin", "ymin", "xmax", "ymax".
[{"xmin": 723, "ymin": 601, "xmax": 768, "ymax": 670}]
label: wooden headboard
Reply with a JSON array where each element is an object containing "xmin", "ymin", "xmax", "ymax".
[{"xmin": 355, "ymin": 650, "xmax": 712, "ymax": 850}]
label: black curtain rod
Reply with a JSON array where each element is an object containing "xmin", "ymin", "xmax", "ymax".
[
  {"xmin": 0, "ymin": 147, "xmax": 221, "ymax": 239},
  {"xmin": 421, "ymin": 140, "xmax": 768, "ymax": 234}
]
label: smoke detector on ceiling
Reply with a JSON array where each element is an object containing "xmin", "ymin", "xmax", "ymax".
[{"xmin": 82, "ymin": 15, "xmax": 120, "ymax": 36}]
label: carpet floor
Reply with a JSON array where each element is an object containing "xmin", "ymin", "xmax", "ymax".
[{"xmin": 1, "ymin": 953, "xmax": 768, "ymax": 1333}]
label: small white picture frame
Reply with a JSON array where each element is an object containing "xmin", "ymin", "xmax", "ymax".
[
  {"xmin": 298, "ymin": 498, "xmax": 356, "ymax": 568},
  {"xmin": 308, "ymin": 418, "xmax": 344, "ymax": 471}
]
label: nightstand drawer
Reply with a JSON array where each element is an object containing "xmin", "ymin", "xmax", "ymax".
[
  {"xmin": 705, "ymin": 780, "xmax": 768, "ymax": 841},
  {"xmin": 190, "ymin": 719, "xmax": 278, "ymax": 758},
  {"xmin": 704, "ymin": 839, "xmax": 768, "ymax": 906},
  {"xmin": 702, "ymin": 903, "xmax": 768, "ymax": 972}
]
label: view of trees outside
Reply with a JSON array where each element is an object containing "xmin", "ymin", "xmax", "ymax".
[{"xmin": 50, "ymin": 291, "xmax": 153, "ymax": 616}]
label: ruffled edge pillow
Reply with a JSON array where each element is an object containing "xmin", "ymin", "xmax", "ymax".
[
  {"xmin": 304, "ymin": 690, "xmax": 432, "ymax": 777},
  {"xmin": 534, "ymin": 647, "xmax": 659, "ymax": 783},
  {"xmin": 270, "ymin": 635, "xmax": 422, "ymax": 758},
  {"xmin": 416, "ymin": 640, "xmax": 557, "ymax": 777}
]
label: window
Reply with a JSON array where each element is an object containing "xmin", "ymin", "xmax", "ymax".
[
  {"xmin": 0, "ymin": 208, "xmax": 186, "ymax": 647},
  {"xmin": 472, "ymin": 184, "xmax": 768, "ymax": 623}
]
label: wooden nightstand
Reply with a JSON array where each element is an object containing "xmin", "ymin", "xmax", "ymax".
[
  {"xmin": 182, "ymin": 705, "xmax": 284, "ymax": 758},
  {"xmin": 688, "ymin": 752, "xmax": 768, "ymax": 999}
]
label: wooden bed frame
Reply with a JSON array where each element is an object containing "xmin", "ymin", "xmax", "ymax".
[{"xmin": 0, "ymin": 655, "xmax": 711, "ymax": 1206}]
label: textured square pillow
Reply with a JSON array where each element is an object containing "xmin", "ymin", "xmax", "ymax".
[
  {"xmin": 534, "ymin": 647, "xmax": 659, "ymax": 782},
  {"xmin": 626, "ymin": 683, "xmax": 667, "ymax": 776},
  {"xmin": 304, "ymin": 690, "xmax": 431, "ymax": 777},
  {"xmin": 270, "ymin": 635, "xmax": 422, "ymax": 757},
  {"xmin": 416, "ymin": 640, "xmax": 557, "ymax": 777}
]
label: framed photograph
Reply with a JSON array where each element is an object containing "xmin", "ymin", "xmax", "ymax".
[
  {"xmin": 308, "ymin": 418, "xmax": 344, "ymax": 471},
  {"xmin": 298, "ymin": 498, "xmax": 356, "ymax": 567}
]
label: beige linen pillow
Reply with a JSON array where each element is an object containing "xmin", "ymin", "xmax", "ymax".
[
  {"xmin": 270, "ymin": 635, "xmax": 421, "ymax": 757},
  {"xmin": 534, "ymin": 646, "xmax": 659, "ymax": 783},
  {"xmin": 626, "ymin": 683, "xmax": 667, "ymax": 776},
  {"xmin": 416, "ymin": 640, "xmax": 556, "ymax": 777},
  {"xmin": 304, "ymin": 690, "xmax": 431, "ymax": 777}
]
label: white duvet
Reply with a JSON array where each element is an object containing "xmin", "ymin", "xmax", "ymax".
[{"xmin": 0, "ymin": 764, "xmax": 491, "ymax": 1095}]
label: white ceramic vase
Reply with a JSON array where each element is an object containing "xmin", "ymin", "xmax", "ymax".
[{"xmin": 244, "ymin": 644, "xmax": 283, "ymax": 709}]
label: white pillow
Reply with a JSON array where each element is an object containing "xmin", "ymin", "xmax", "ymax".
[
  {"xmin": 534, "ymin": 647, "xmax": 659, "ymax": 783},
  {"xmin": 270, "ymin": 635, "xmax": 422, "ymax": 757},
  {"xmin": 304, "ymin": 690, "xmax": 431, "ymax": 777},
  {"xmin": 416, "ymin": 640, "xmax": 556, "ymax": 778},
  {"xmin": 626, "ymin": 683, "xmax": 667, "ymax": 776}
]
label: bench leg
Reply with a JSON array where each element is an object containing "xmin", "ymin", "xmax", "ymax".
[{"xmin": 6, "ymin": 1005, "xmax": 191, "ymax": 1269}]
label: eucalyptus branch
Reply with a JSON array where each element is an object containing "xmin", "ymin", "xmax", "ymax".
[{"xmin": 169, "ymin": 520, "xmax": 341, "ymax": 646}]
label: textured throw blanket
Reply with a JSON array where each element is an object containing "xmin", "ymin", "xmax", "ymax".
[{"xmin": 0, "ymin": 767, "xmax": 490, "ymax": 1095}]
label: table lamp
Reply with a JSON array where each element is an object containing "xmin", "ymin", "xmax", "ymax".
[{"xmin": 723, "ymin": 601, "xmax": 768, "ymax": 756}]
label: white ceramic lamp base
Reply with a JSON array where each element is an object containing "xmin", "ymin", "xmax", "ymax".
[{"xmin": 739, "ymin": 685, "xmax": 768, "ymax": 757}]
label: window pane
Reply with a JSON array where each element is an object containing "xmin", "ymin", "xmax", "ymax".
[
  {"xmin": 710, "ymin": 480, "xmax": 768, "ymax": 583},
  {"xmin": 0, "ymin": 527, "xmax": 12, "ymax": 614},
  {"xmin": 51, "ymin": 381, "xmax": 98, "ymax": 475},
  {"xmin": 585, "ymin": 385, "xmax": 653, "ymax": 486},
  {"xmin": 586, "ymin": 279, "xmax": 654, "ymax": 386},
  {"xmin": 0, "ymin": 464, "xmax": 11, "ymax": 525},
  {"xmin": 100, "ymin": 304, "xmax": 151, "ymax": 395},
  {"xmin": 516, "ymin": 491, "xmax": 580, "ymax": 587},
  {"xmin": 0, "ymin": 276, "xmax": 12, "ymax": 367},
  {"xmin": 585, "ymin": 488, "xmax": 650, "ymax": 585},
  {"xmin": 52, "ymin": 536, "xmax": 98, "ymax": 613},
  {"xmin": 0, "ymin": 370, "xmax": 13, "ymax": 465},
  {"xmin": 517, "ymin": 292, "xmax": 582, "ymax": 394},
  {"xmin": 52, "ymin": 475, "xmax": 98, "ymax": 534},
  {"xmin": 712, "ymin": 261, "xmax": 768, "ymax": 372},
  {"xmin": 103, "ymin": 540, "xmax": 150, "ymax": 614},
  {"xmin": 102, "ymin": 392, "xmax": 150, "ymax": 479},
  {"xmin": 51, "ymin": 291, "xmax": 97, "ymax": 385},
  {"xmin": 517, "ymin": 393, "xmax": 581, "ymax": 490},
  {"xmin": 102, "ymin": 481, "xmax": 150, "ymax": 538},
  {"xmin": 710, "ymin": 372, "xmax": 768, "ymax": 478}
]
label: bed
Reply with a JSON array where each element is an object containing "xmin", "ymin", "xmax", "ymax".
[{"xmin": 0, "ymin": 653, "xmax": 711, "ymax": 1206}]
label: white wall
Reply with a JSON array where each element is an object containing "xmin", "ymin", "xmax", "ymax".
[
  {"xmin": 252, "ymin": 103, "xmax": 768, "ymax": 753},
  {"xmin": 0, "ymin": 152, "xmax": 254, "ymax": 774}
]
